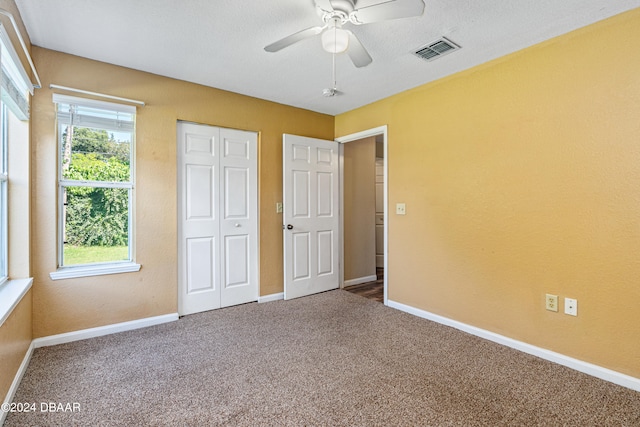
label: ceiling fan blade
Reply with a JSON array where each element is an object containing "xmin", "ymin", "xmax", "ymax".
[
  {"xmin": 314, "ymin": 0, "xmax": 335, "ymax": 13},
  {"xmin": 264, "ymin": 26, "xmax": 324, "ymax": 52},
  {"xmin": 351, "ymin": 0, "xmax": 425, "ymax": 24},
  {"xmin": 346, "ymin": 31, "xmax": 372, "ymax": 68}
]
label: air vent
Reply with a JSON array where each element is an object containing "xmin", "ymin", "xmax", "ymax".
[{"xmin": 413, "ymin": 37, "xmax": 460, "ymax": 62}]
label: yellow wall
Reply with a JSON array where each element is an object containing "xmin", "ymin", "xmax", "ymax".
[
  {"xmin": 343, "ymin": 136, "xmax": 376, "ymax": 281},
  {"xmin": 336, "ymin": 9, "xmax": 640, "ymax": 377},
  {"xmin": 0, "ymin": 292, "xmax": 31, "ymax": 400},
  {"xmin": 30, "ymin": 47, "xmax": 334, "ymax": 337}
]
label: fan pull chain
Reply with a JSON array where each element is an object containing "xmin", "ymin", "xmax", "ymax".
[{"xmin": 332, "ymin": 48, "xmax": 337, "ymax": 91}]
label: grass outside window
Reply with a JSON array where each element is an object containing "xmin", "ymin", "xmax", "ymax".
[{"xmin": 63, "ymin": 245, "xmax": 129, "ymax": 266}]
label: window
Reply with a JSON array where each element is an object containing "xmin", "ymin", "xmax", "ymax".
[
  {"xmin": 53, "ymin": 94, "xmax": 139, "ymax": 277},
  {"xmin": 0, "ymin": 22, "xmax": 33, "ymax": 286}
]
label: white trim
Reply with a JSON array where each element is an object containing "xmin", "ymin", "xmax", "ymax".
[
  {"xmin": 258, "ymin": 292, "xmax": 284, "ymax": 303},
  {"xmin": 52, "ymin": 90, "xmax": 142, "ymax": 111},
  {"xmin": 0, "ymin": 10, "xmax": 40, "ymax": 91},
  {"xmin": 59, "ymin": 179, "xmax": 133, "ymax": 189},
  {"xmin": 336, "ymin": 126, "xmax": 388, "ymax": 143},
  {"xmin": 336, "ymin": 125, "xmax": 388, "ymax": 305},
  {"xmin": 33, "ymin": 313, "xmax": 178, "ymax": 348},
  {"xmin": 388, "ymin": 299, "xmax": 640, "ymax": 392},
  {"xmin": 50, "ymin": 262, "xmax": 141, "ymax": 280},
  {"xmin": 0, "ymin": 341, "xmax": 34, "ymax": 425},
  {"xmin": 343, "ymin": 275, "xmax": 378, "ymax": 287},
  {"xmin": 0, "ymin": 278, "xmax": 32, "ymax": 327},
  {"xmin": 53, "ymin": 92, "xmax": 137, "ymax": 114},
  {"xmin": 0, "ymin": 23, "xmax": 30, "ymax": 94}
]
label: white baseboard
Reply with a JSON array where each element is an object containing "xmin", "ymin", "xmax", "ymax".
[
  {"xmin": 1, "ymin": 341, "xmax": 35, "ymax": 426},
  {"xmin": 258, "ymin": 292, "xmax": 284, "ymax": 303},
  {"xmin": 32, "ymin": 313, "xmax": 179, "ymax": 348},
  {"xmin": 343, "ymin": 275, "xmax": 378, "ymax": 287},
  {"xmin": 387, "ymin": 299, "xmax": 640, "ymax": 392}
]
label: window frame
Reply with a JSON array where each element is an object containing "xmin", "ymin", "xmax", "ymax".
[
  {"xmin": 0, "ymin": 103, "xmax": 7, "ymax": 286},
  {"xmin": 0, "ymin": 21, "xmax": 34, "ymax": 319},
  {"xmin": 50, "ymin": 94, "xmax": 140, "ymax": 280}
]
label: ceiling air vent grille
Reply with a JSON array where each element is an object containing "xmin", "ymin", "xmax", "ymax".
[{"xmin": 413, "ymin": 37, "xmax": 460, "ymax": 62}]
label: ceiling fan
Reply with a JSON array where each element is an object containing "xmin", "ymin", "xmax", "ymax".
[{"xmin": 264, "ymin": 0, "xmax": 426, "ymax": 68}]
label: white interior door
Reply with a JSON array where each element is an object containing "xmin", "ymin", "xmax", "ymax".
[
  {"xmin": 283, "ymin": 134, "xmax": 339, "ymax": 300},
  {"xmin": 178, "ymin": 122, "xmax": 257, "ymax": 315}
]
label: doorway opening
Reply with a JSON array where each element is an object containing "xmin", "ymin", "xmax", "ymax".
[{"xmin": 337, "ymin": 126, "xmax": 388, "ymax": 305}]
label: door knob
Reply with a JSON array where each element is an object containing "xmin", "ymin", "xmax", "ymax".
[{"xmin": 286, "ymin": 224, "xmax": 293, "ymax": 230}]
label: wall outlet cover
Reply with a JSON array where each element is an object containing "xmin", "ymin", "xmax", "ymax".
[{"xmin": 564, "ymin": 297, "xmax": 578, "ymax": 316}]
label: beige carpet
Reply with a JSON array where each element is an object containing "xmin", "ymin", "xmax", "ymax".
[{"xmin": 6, "ymin": 290, "xmax": 640, "ymax": 426}]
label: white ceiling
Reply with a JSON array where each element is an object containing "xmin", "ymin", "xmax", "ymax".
[{"xmin": 15, "ymin": 0, "xmax": 640, "ymax": 115}]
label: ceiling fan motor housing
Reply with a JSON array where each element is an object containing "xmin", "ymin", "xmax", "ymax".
[{"xmin": 317, "ymin": 0, "xmax": 355, "ymax": 24}]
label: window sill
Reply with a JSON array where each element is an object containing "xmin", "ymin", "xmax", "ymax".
[
  {"xmin": 49, "ymin": 262, "xmax": 141, "ymax": 281},
  {"xmin": 0, "ymin": 278, "xmax": 33, "ymax": 327}
]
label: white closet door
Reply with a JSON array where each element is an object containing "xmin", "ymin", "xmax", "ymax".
[
  {"xmin": 178, "ymin": 122, "xmax": 257, "ymax": 315},
  {"xmin": 178, "ymin": 123, "xmax": 221, "ymax": 315},
  {"xmin": 219, "ymin": 128, "xmax": 258, "ymax": 307}
]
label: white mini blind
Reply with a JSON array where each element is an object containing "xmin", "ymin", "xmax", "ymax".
[
  {"xmin": 0, "ymin": 23, "xmax": 31, "ymax": 120},
  {"xmin": 53, "ymin": 93, "xmax": 136, "ymax": 133}
]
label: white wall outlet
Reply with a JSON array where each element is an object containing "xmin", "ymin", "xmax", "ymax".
[
  {"xmin": 545, "ymin": 294, "xmax": 558, "ymax": 312},
  {"xmin": 396, "ymin": 203, "xmax": 406, "ymax": 215},
  {"xmin": 564, "ymin": 297, "xmax": 578, "ymax": 316},
  {"xmin": 276, "ymin": 202, "xmax": 283, "ymax": 213}
]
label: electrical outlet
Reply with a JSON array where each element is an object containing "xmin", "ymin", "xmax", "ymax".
[
  {"xmin": 564, "ymin": 297, "xmax": 578, "ymax": 316},
  {"xmin": 545, "ymin": 294, "xmax": 558, "ymax": 312},
  {"xmin": 396, "ymin": 203, "xmax": 406, "ymax": 215},
  {"xmin": 276, "ymin": 202, "xmax": 283, "ymax": 213}
]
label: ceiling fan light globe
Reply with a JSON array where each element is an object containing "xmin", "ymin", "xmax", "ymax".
[{"xmin": 321, "ymin": 28, "xmax": 349, "ymax": 53}]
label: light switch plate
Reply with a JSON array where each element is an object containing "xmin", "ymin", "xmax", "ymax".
[{"xmin": 396, "ymin": 203, "xmax": 406, "ymax": 215}]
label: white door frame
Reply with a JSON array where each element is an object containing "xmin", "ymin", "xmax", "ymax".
[{"xmin": 337, "ymin": 125, "xmax": 388, "ymax": 305}]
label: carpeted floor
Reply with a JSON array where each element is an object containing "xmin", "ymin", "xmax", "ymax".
[{"xmin": 6, "ymin": 290, "xmax": 640, "ymax": 426}]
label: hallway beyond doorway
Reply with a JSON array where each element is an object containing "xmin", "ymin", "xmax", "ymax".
[{"xmin": 344, "ymin": 268, "xmax": 383, "ymax": 303}]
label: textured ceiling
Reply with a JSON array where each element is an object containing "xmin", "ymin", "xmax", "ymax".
[{"xmin": 15, "ymin": 0, "xmax": 640, "ymax": 115}]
